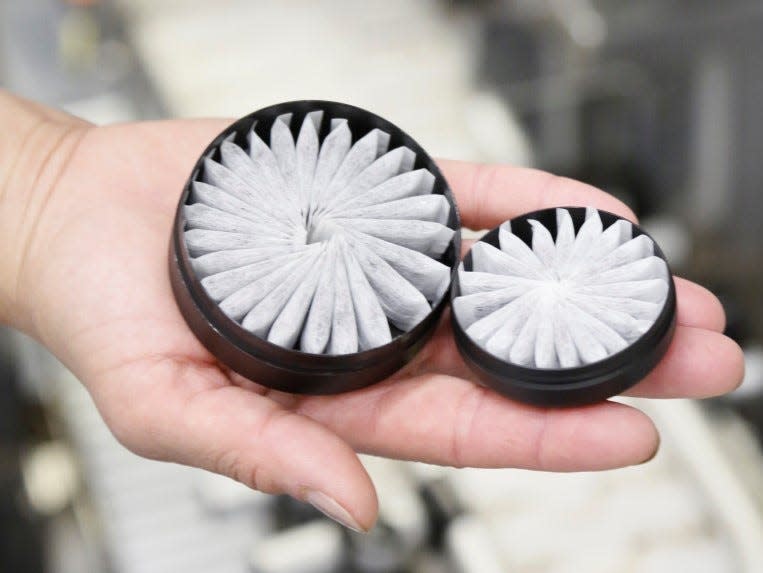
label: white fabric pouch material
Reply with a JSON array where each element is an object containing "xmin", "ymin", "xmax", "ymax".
[
  {"xmin": 454, "ymin": 208, "xmax": 670, "ymax": 369},
  {"xmin": 184, "ymin": 111, "xmax": 454, "ymax": 355}
]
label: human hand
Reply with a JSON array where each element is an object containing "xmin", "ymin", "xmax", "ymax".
[{"xmin": 0, "ymin": 93, "xmax": 744, "ymax": 532}]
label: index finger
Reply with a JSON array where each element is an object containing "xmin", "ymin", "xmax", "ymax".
[{"xmin": 438, "ymin": 159, "xmax": 638, "ymax": 229}]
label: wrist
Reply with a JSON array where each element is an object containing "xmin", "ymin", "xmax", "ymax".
[{"xmin": 0, "ymin": 91, "xmax": 91, "ymax": 332}]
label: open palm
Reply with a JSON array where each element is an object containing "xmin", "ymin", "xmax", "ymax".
[{"xmin": 9, "ymin": 111, "xmax": 743, "ymax": 531}]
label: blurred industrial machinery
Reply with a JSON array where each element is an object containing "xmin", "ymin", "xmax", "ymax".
[{"xmin": 1, "ymin": 1, "xmax": 762, "ymax": 572}]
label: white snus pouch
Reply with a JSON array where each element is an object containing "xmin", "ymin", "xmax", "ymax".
[
  {"xmin": 451, "ymin": 207, "xmax": 676, "ymax": 407},
  {"xmin": 170, "ymin": 101, "xmax": 460, "ymax": 394}
]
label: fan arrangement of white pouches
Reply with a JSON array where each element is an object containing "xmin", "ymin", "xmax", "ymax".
[
  {"xmin": 452, "ymin": 208, "xmax": 671, "ymax": 370},
  {"xmin": 171, "ymin": 101, "xmax": 676, "ymax": 400},
  {"xmin": 183, "ymin": 110, "xmax": 455, "ymax": 355}
]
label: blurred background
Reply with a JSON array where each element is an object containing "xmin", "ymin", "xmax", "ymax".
[{"xmin": 1, "ymin": 1, "xmax": 763, "ymax": 572}]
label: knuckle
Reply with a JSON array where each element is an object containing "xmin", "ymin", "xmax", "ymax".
[
  {"xmin": 530, "ymin": 409, "xmax": 553, "ymax": 470},
  {"xmin": 450, "ymin": 386, "xmax": 489, "ymax": 468},
  {"xmin": 213, "ymin": 407, "xmax": 296, "ymax": 495},
  {"xmin": 468, "ymin": 163, "xmax": 499, "ymax": 227}
]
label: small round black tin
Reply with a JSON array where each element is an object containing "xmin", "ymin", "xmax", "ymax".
[
  {"xmin": 170, "ymin": 101, "xmax": 461, "ymax": 394},
  {"xmin": 452, "ymin": 207, "xmax": 676, "ymax": 407}
]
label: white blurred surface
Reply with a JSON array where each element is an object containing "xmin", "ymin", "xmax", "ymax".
[
  {"xmin": 113, "ymin": 0, "xmax": 522, "ymax": 163},
  {"xmin": 24, "ymin": 1, "xmax": 763, "ymax": 572}
]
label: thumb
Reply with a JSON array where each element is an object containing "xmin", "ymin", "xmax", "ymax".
[{"xmin": 91, "ymin": 361, "xmax": 378, "ymax": 532}]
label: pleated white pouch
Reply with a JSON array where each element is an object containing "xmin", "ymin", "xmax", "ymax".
[
  {"xmin": 171, "ymin": 102, "xmax": 460, "ymax": 394},
  {"xmin": 451, "ymin": 207, "xmax": 676, "ymax": 407}
]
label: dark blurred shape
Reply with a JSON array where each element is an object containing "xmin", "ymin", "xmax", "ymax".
[
  {"xmin": 470, "ymin": 0, "xmax": 763, "ymax": 341},
  {"xmin": 273, "ymin": 495, "xmax": 325, "ymax": 530},
  {"xmin": 418, "ymin": 478, "xmax": 463, "ymax": 549},
  {"xmin": 0, "ymin": 331, "xmax": 45, "ymax": 573}
]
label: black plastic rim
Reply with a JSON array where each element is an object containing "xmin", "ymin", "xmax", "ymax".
[
  {"xmin": 170, "ymin": 100, "xmax": 462, "ymax": 394},
  {"xmin": 451, "ymin": 207, "xmax": 677, "ymax": 407}
]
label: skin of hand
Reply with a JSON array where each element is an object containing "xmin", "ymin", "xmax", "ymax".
[{"xmin": 0, "ymin": 91, "xmax": 744, "ymax": 532}]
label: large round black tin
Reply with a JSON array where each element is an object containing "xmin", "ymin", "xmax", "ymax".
[
  {"xmin": 170, "ymin": 101, "xmax": 461, "ymax": 394},
  {"xmin": 452, "ymin": 207, "xmax": 676, "ymax": 407}
]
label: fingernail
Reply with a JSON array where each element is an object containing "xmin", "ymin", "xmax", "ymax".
[
  {"xmin": 305, "ymin": 490, "xmax": 366, "ymax": 533},
  {"xmin": 639, "ymin": 433, "xmax": 661, "ymax": 465}
]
